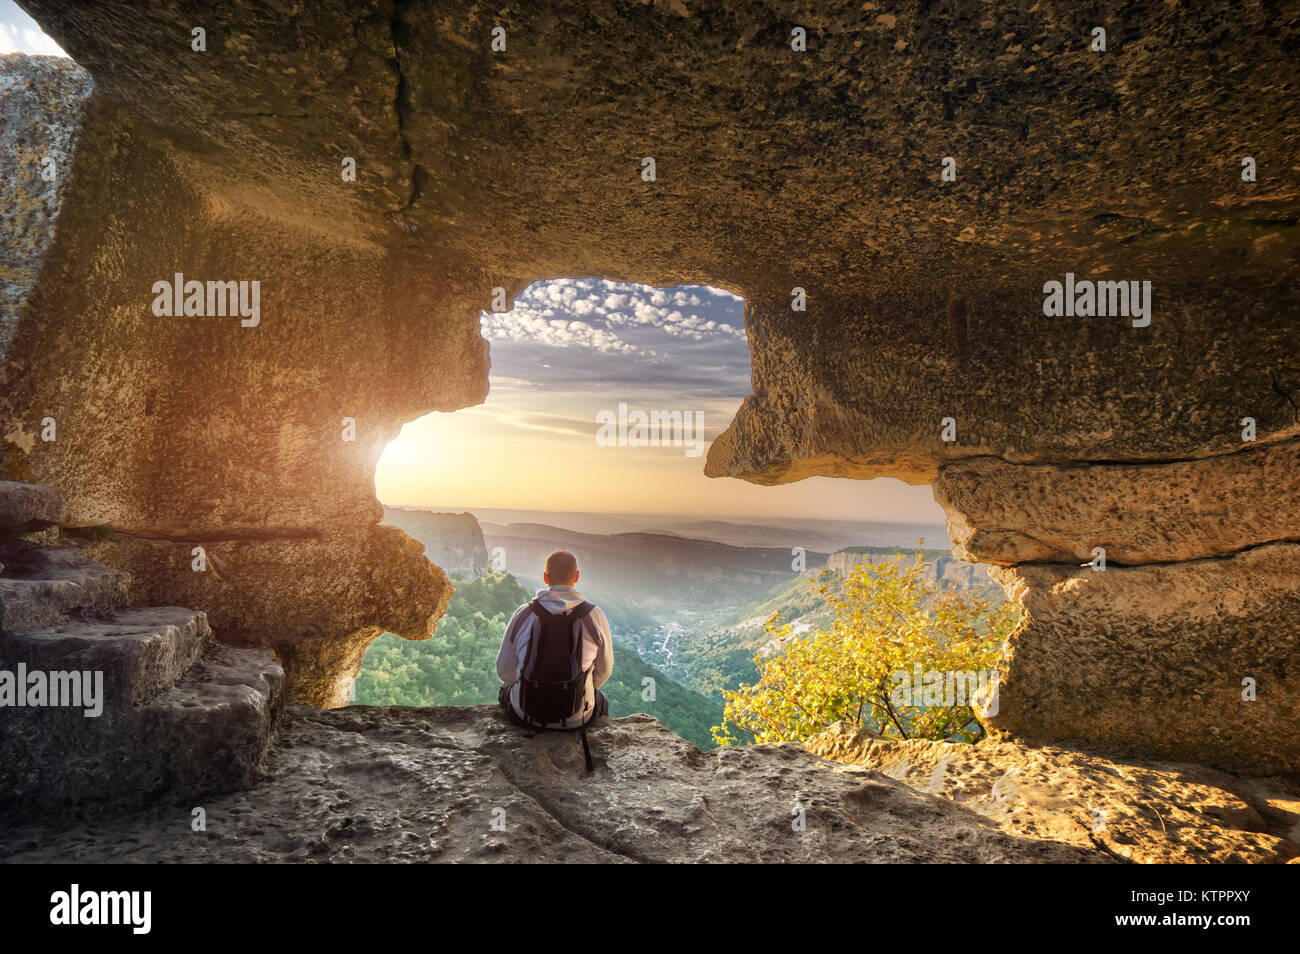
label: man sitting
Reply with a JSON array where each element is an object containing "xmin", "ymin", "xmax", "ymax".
[{"xmin": 495, "ymin": 549, "xmax": 613, "ymax": 730}]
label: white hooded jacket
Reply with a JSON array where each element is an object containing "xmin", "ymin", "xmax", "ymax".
[{"xmin": 496, "ymin": 584, "xmax": 614, "ymax": 728}]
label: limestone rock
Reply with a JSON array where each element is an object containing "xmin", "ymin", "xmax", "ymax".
[
  {"xmin": 0, "ymin": 705, "xmax": 1100, "ymax": 862},
  {"xmin": 935, "ymin": 440, "xmax": 1300, "ymax": 566},
  {"xmin": 0, "ymin": 485, "xmax": 286, "ymax": 813},
  {"xmin": 0, "ymin": 614, "xmax": 284, "ymax": 815},
  {"xmin": 0, "ymin": 539, "xmax": 127, "ymax": 632},
  {"xmin": 0, "ymin": 480, "xmax": 63, "ymax": 534},
  {"xmin": 987, "ymin": 543, "xmax": 1300, "ymax": 774},
  {"xmin": 0, "ymin": 49, "xmax": 486, "ymax": 701},
  {"xmin": 806, "ymin": 722, "xmax": 1300, "ymax": 864},
  {"xmin": 0, "ymin": 54, "xmax": 91, "ymax": 367},
  {"xmin": 1, "ymin": 605, "xmax": 209, "ymax": 705},
  {"xmin": 134, "ymin": 642, "xmax": 284, "ymax": 801},
  {"xmin": 0, "ymin": 3, "xmax": 1296, "ymax": 771},
  {"xmin": 77, "ymin": 525, "xmax": 452, "ymax": 706}
]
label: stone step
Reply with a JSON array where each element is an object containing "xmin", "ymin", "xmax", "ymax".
[
  {"xmin": 0, "ymin": 539, "xmax": 128, "ymax": 633},
  {"xmin": 136, "ymin": 643, "xmax": 285, "ymax": 799},
  {"xmin": 0, "ymin": 481, "xmax": 63, "ymax": 535},
  {"xmin": 0, "ymin": 606, "xmax": 210, "ymax": 707},
  {"xmin": 0, "ymin": 642, "xmax": 284, "ymax": 813}
]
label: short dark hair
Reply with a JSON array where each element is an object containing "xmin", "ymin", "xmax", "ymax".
[{"xmin": 545, "ymin": 550, "xmax": 578, "ymax": 584}]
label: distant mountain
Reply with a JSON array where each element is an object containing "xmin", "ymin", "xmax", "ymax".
[
  {"xmin": 462, "ymin": 507, "xmax": 950, "ymax": 553},
  {"xmin": 481, "ymin": 521, "xmax": 828, "ymax": 612},
  {"xmin": 382, "ymin": 508, "xmax": 489, "ymax": 580},
  {"xmin": 656, "ymin": 518, "xmax": 949, "ymax": 554},
  {"xmin": 461, "ymin": 508, "xmax": 663, "ymax": 536}
]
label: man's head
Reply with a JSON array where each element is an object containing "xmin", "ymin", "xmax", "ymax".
[{"xmin": 543, "ymin": 550, "xmax": 579, "ymax": 587}]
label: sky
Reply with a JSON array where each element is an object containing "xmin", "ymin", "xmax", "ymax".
[
  {"xmin": 0, "ymin": 13, "xmax": 942, "ymax": 524},
  {"xmin": 376, "ymin": 280, "xmax": 944, "ymax": 522},
  {"xmin": 0, "ymin": 2, "xmax": 66, "ymax": 56}
]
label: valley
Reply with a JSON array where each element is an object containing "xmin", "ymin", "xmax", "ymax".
[{"xmin": 361, "ymin": 506, "xmax": 995, "ymax": 748}]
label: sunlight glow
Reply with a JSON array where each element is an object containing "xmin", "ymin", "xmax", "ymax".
[{"xmin": 374, "ymin": 279, "xmax": 944, "ymax": 523}]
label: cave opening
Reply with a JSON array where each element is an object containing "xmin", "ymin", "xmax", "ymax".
[{"xmin": 354, "ymin": 278, "xmax": 951, "ymax": 749}]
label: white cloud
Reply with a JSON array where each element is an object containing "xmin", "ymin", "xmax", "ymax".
[
  {"xmin": 541, "ymin": 283, "xmax": 578, "ymax": 306},
  {"xmin": 480, "ymin": 309, "xmax": 641, "ymax": 354},
  {"xmin": 0, "ymin": 3, "xmax": 68, "ymax": 56},
  {"xmin": 480, "ymin": 279, "xmax": 746, "ymax": 353},
  {"xmin": 632, "ymin": 301, "xmax": 666, "ymax": 324},
  {"xmin": 490, "ymin": 376, "xmax": 537, "ymax": 388}
]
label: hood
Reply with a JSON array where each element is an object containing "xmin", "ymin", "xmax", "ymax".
[{"xmin": 534, "ymin": 584, "xmax": 588, "ymax": 613}]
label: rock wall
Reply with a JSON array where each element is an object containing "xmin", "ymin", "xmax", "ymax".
[
  {"xmin": 0, "ymin": 55, "xmax": 90, "ymax": 366},
  {"xmin": 0, "ymin": 50, "xmax": 484, "ymax": 707},
  {"xmin": 382, "ymin": 508, "xmax": 489, "ymax": 580},
  {"xmin": 1, "ymin": 3, "xmax": 1297, "ymax": 769},
  {"xmin": 931, "ymin": 446, "xmax": 1300, "ymax": 772}
]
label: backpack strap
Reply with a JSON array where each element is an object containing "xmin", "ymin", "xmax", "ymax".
[
  {"xmin": 522, "ymin": 599, "xmax": 550, "ymax": 672},
  {"xmin": 571, "ymin": 602, "xmax": 600, "ymax": 646},
  {"xmin": 564, "ymin": 600, "xmax": 595, "ymax": 639}
]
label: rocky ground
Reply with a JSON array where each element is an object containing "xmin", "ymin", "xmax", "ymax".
[
  {"xmin": 807, "ymin": 723, "xmax": 1300, "ymax": 864},
  {"xmin": 0, "ymin": 705, "xmax": 1094, "ymax": 863},
  {"xmin": 3, "ymin": 706, "xmax": 1294, "ymax": 864}
]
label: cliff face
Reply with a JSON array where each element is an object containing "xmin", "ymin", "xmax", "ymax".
[
  {"xmin": 0, "ymin": 1, "xmax": 1296, "ymax": 771},
  {"xmin": 383, "ymin": 508, "xmax": 489, "ymax": 580}
]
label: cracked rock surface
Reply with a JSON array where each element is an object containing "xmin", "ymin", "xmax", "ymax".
[
  {"xmin": 987, "ymin": 542, "xmax": 1300, "ymax": 774},
  {"xmin": 0, "ymin": 705, "xmax": 1103, "ymax": 863},
  {"xmin": 807, "ymin": 722, "xmax": 1300, "ymax": 864}
]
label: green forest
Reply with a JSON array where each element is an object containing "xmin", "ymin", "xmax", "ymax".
[{"xmin": 353, "ymin": 571, "xmax": 724, "ymax": 749}]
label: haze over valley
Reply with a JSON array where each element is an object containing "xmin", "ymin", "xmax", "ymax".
[{"xmin": 361, "ymin": 505, "xmax": 993, "ymax": 748}]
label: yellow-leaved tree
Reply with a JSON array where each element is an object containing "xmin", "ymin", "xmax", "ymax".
[{"xmin": 711, "ymin": 553, "xmax": 1018, "ymax": 746}]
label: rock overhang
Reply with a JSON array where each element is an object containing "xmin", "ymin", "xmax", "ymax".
[{"xmin": 0, "ymin": 1, "xmax": 1296, "ymax": 769}]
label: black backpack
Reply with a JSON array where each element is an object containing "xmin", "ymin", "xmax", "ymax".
[{"xmin": 516, "ymin": 599, "xmax": 600, "ymax": 770}]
